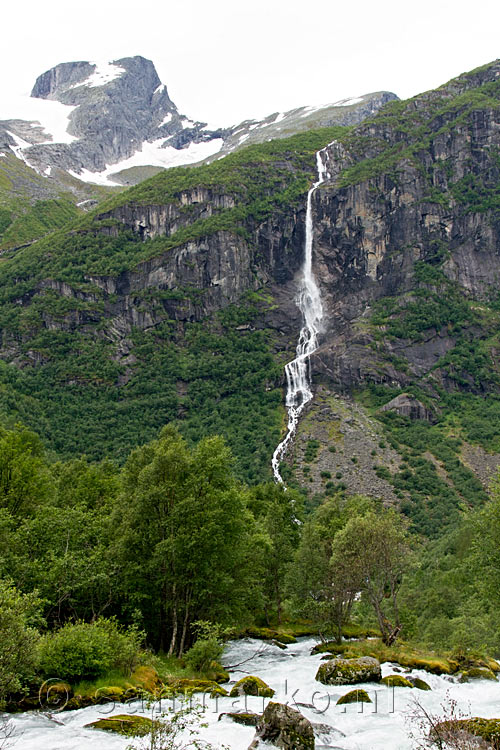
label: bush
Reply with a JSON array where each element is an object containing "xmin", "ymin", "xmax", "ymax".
[
  {"xmin": 37, "ymin": 618, "xmax": 144, "ymax": 682},
  {"xmin": 184, "ymin": 638, "xmax": 223, "ymax": 674},
  {"xmin": 0, "ymin": 580, "xmax": 41, "ymax": 705}
]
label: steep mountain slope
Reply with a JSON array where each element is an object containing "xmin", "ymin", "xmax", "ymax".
[{"xmin": 0, "ymin": 60, "xmax": 498, "ymax": 534}]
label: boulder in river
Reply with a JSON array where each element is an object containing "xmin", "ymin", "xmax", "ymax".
[
  {"xmin": 230, "ymin": 675, "xmax": 275, "ymax": 697},
  {"xmin": 316, "ymin": 656, "xmax": 381, "ymax": 685},
  {"xmin": 248, "ymin": 701, "xmax": 315, "ymax": 750}
]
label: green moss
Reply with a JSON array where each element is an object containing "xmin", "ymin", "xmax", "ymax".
[
  {"xmin": 408, "ymin": 677, "xmax": 432, "ymax": 690},
  {"xmin": 85, "ymin": 714, "xmax": 153, "ymax": 737},
  {"xmin": 242, "ymin": 626, "xmax": 297, "ymax": 644},
  {"xmin": 380, "ymin": 674, "xmax": 414, "ymax": 688},
  {"xmin": 229, "ymin": 675, "xmax": 275, "ymax": 698},
  {"xmin": 336, "ymin": 689, "xmax": 372, "ymax": 705},
  {"xmin": 164, "ymin": 677, "xmax": 228, "ymax": 697},
  {"xmin": 459, "ymin": 667, "xmax": 498, "ymax": 682}
]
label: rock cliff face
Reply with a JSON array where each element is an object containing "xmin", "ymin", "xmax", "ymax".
[{"xmin": 309, "ymin": 62, "xmax": 500, "ymax": 394}]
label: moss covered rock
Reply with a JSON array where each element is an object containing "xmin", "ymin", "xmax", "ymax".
[
  {"xmin": 85, "ymin": 714, "xmax": 153, "ymax": 737},
  {"xmin": 206, "ymin": 662, "xmax": 230, "ymax": 683},
  {"xmin": 129, "ymin": 665, "xmax": 162, "ymax": 694},
  {"xmin": 37, "ymin": 681, "xmax": 72, "ymax": 710},
  {"xmin": 380, "ymin": 674, "xmax": 414, "ymax": 688},
  {"xmin": 459, "ymin": 667, "xmax": 498, "ymax": 683},
  {"xmin": 94, "ymin": 686, "xmax": 126, "ymax": 702},
  {"xmin": 316, "ymin": 656, "xmax": 381, "ymax": 686},
  {"xmin": 244, "ymin": 627, "xmax": 297, "ymax": 645},
  {"xmin": 219, "ymin": 712, "xmax": 261, "ymax": 726},
  {"xmin": 249, "ymin": 702, "xmax": 314, "ymax": 750},
  {"xmin": 164, "ymin": 677, "xmax": 228, "ymax": 697},
  {"xmin": 433, "ymin": 718, "xmax": 500, "ymax": 746},
  {"xmin": 311, "ymin": 641, "xmax": 348, "ymax": 655},
  {"xmin": 394, "ymin": 655, "xmax": 456, "ymax": 675},
  {"xmin": 336, "ymin": 689, "xmax": 372, "ymax": 705},
  {"xmin": 229, "ymin": 675, "xmax": 275, "ymax": 698},
  {"xmin": 407, "ymin": 677, "xmax": 432, "ymax": 691}
]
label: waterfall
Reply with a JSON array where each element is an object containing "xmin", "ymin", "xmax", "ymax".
[{"xmin": 272, "ymin": 144, "xmax": 332, "ymax": 484}]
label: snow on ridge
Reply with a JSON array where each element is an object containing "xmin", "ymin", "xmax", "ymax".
[
  {"xmin": 72, "ymin": 61, "xmax": 126, "ymax": 89},
  {"xmin": 333, "ymin": 96, "xmax": 363, "ymax": 107},
  {"xmin": 69, "ymin": 137, "xmax": 224, "ymax": 186},
  {"xmin": 6, "ymin": 130, "xmax": 41, "ymax": 173},
  {"xmin": 160, "ymin": 113, "xmax": 173, "ymax": 127},
  {"xmin": 0, "ymin": 96, "xmax": 77, "ymax": 145}
]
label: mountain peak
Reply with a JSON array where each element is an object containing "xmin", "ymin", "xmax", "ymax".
[{"xmin": 31, "ymin": 56, "xmax": 162, "ymax": 103}]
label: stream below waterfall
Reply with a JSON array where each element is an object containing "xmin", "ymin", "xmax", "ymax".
[{"xmin": 7, "ymin": 637, "xmax": 500, "ymax": 750}]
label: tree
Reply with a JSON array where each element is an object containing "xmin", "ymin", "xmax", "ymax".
[
  {"xmin": 332, "ymin": 510, "xmax": 411, "ymax": 645},
  {"xmin": 114, "ymin": 426, "xmax": 254, "ymax": 655},
  {"xmin": 248, "ymin": 483, "xmax": 302, "ymax": 624},
  {"xmin": 0, "ymin": 425, "xmax": 51, "ymax": 516},
  {"xmin": 287, "ymin": 495, "xmax": 375, "ymax": 642},
  {"xmin": 0, "ymin": 580, "xmax": 41, "ymax": 707}
]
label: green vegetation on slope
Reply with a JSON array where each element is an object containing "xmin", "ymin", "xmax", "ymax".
[{"xmin": 0, "ymin": 128, "xmax": 346, "ymax": 480}]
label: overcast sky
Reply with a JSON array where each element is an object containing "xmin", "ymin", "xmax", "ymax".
[{"xmin": 2, "ymin": 0, "xmax": 499, "ymax": 125}]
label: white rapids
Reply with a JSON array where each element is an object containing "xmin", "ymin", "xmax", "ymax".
[
  {"xmin": 272, "ymin": 144, "xmax": 333, "ymax": 483},
  {"xmin": 6, "ymin": 637, "xmax": 500, "ymax": 750}
]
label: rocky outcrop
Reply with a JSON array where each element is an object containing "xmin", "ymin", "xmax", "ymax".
[
  {"xmin": 379, "ymin": 393, "xmax": 434, "ymax": 422},
  {"xmin": 248, "ymin": 702, "xmax": 315, "ymax": 750}
]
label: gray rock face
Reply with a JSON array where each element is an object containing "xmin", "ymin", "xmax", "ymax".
[
  {"xmin": 248, "ymin": 702, "xmax": 315, "ymax": 750},
  {"xmin": 379, "ymin": 394, "xmax": 435, "ymax": 422}
]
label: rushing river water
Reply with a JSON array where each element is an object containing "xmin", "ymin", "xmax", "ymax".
[{"xmin": 7, "ymin": 638, "xmax": 500, "ymax": 750}]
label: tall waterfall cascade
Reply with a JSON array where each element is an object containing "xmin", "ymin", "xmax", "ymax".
[{"xmin": 272, "ymin": 144, "xmax": 333, "ymax": 484}]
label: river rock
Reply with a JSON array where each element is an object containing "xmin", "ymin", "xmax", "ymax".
[
  {"xmin": 316, "ymin": 656, "xmax": 381, "ymax": 685},
  {"xmin": 248, "ymin": 702, "xmax": 315, "ymax": 750},
  {"xmin": 230, "ymin": 675, "xmax": 275, "ymax": 697}
]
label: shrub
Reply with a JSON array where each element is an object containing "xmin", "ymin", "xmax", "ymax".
[
  {"xmin": 184, "ymin": 638, "xmax": 224, "ymax": 674},
  {"xmin": 37, "ymin": 618, "xmax": 144, "ymax": 682},
  {"xmin": 0, "ymin": 580, "xmax": 41, "ymax": 705}
]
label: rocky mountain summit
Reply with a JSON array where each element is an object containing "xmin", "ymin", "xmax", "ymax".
[{"xmin": 0, "ymin": 56, "xmax": 397, "ymax": 186}]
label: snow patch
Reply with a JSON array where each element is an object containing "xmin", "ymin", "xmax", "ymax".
[
  {"xmin": 160, "ymin": 113, "xmax": 173, "ymax": 126},
  {"xmin": 0, "ymin": 96, "xmax": 76, "ymax": 144},
  {"xmin": 44, "ymin": 166, "xmax": 52, "ymax": 176},
  {"xmin": 69, "ymin": 138, "xmax": 224, "ymax": 185},
  {"xmin": 6, "ymin": 130, "xmax": 40, "ymax": 172},
  {"xmin": 73, "ymin": 60, "xmax": 126, "ymax": 89},
  {"xmin": 333, "ymin": 96, "xmax": 363, "ymax": 107},
  {"xmin": 272, "ymin": 112, "xmax": 286, "ymax": 124}
]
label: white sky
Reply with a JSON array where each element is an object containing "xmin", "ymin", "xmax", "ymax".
[{"xmin": 2, "ymin": 0, "xmax": 499, "ymax": 126}]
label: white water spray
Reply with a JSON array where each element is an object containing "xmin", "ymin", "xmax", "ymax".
[{"xmin": 272, "ymin": 145, "xmax": 332, "ymax": 483}]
